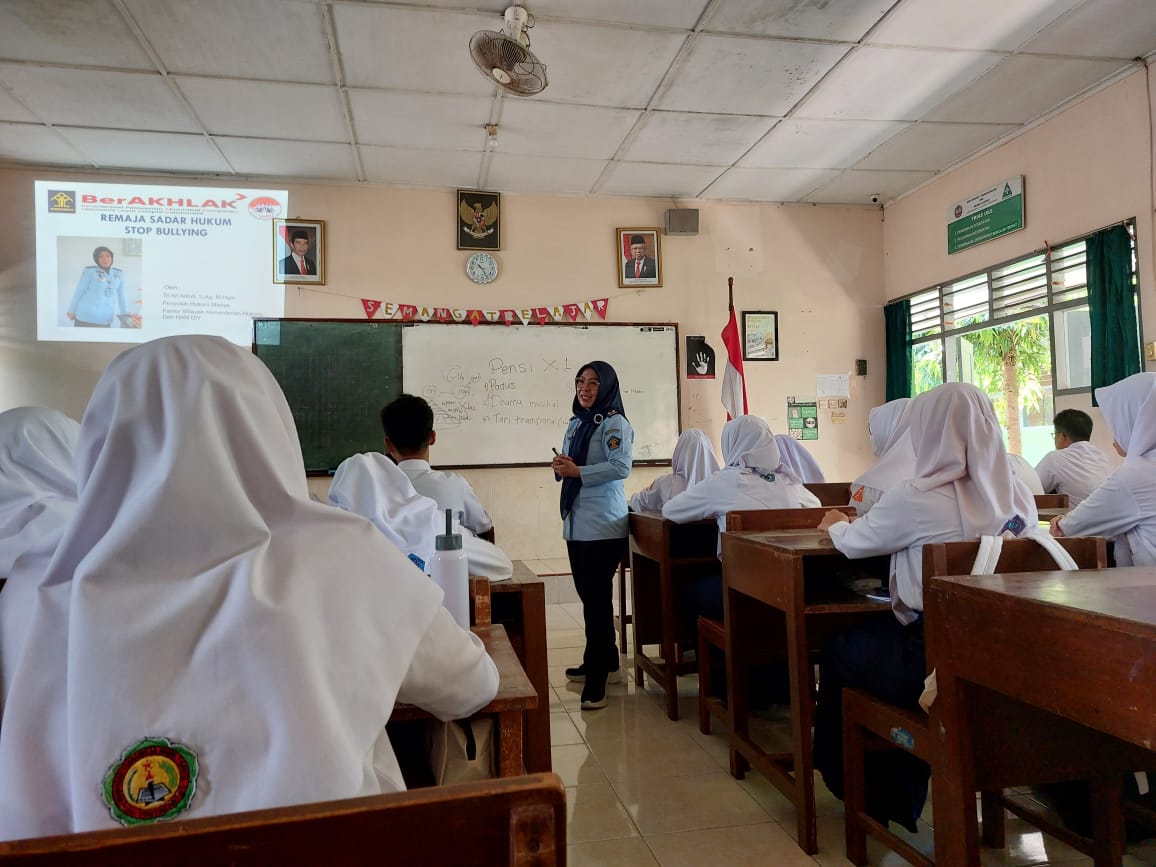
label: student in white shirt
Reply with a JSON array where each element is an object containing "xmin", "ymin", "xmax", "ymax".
[
  {"xmin": 629, "ymin": 428, "xmax": 720, "ymax": 512},
  {"xmin": 815, "ymin": 382, "xmax": 1038, "ymax": 833},
  {"xmin": 850, "ymin": 398, "xmax": 913, "ymax": 516},
  {"xmin": 1034, "ymin": 409, "xmax": 1111, "ymax": 506},
  {"xmin": 774, "ymin": 434, "xmax": 826, "ymax": 483},
  {"xmin": 1052, "ymin": 373, "xmax": 1156, "ymax": 565},
  {"xmin": 0, "ymin": 336, "xmax": 498, "ymax": 841},
  {"xmin": 329, "ymin": 451, "xmax": 513, "ymax": 581},
  {"xmin": 381, "ymin": 394, "xmax": 493, "ymax": 538}
]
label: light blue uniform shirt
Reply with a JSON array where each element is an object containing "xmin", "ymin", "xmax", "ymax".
[
  {"xmin": 560, "ymin": 413, "xmax": 634, "ymax": 541},
  {"xmin": 68, "ymin": 266, "xmax": 128, "ymax": 326}
]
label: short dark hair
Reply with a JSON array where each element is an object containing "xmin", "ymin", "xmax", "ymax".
[
  {"xmin": 290, "ymin": 229, "xmax": 309, "ymax": 243},
  {"xmin": 1054, "ymin": 408, "xmax": 1093, "ymax": 441},
  {"xmin": 380, "ymin": 394, "xmax": 434, "ymax": 454}
]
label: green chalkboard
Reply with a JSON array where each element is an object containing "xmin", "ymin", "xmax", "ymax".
[{"xmin": 253, "ymin": 319, "xmax": 403, "ymax": 474}]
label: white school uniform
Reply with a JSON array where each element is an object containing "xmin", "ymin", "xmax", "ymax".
[
  {"xmin": 1034, "ymin": 441, "xmax": 1111, "ymax": 506},
  {"xmin": 1008, "ymin": 453, "xmax": 1045, "ymax": 495},
  {"xmin": 662, "ymin": 417, "xmax": 820, "ymax": 554},
  {"xmin": 774, "ymin": 434, "xmax": 826, "ymax": 483},
  {"xmin": 629, "ymin": 428, "xmax": 720, "ymax": 512},
  {"xmin": 397, "ymin": 459, "xmax": 493, "ymax": 537},
  {"xmin": 330, "ymin": 452, "xmax": 513, "ymax": 581},
  {"xmin": 851, "ymin": 399, "xmax": 914, "ymax": 517},
  {"xmin": 0, "ymin": 336, "xmax": 498, "ymax": 841}
]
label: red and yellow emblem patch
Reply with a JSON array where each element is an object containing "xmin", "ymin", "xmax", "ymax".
[
  {"xmin": 102, "ymin": 737, "xmax": 199, "ymax": 826},
  {"xmin": 851, "ymin": 486, "xmax": 864, "ymax": 503},
  {"xmin": 607, "ymin": 436, "xmax": 621, "ymax": 450}
]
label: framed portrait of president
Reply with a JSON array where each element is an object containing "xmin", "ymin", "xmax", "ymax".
[
  {"xmin": 457, "ymin": 189, "xmax": 501, "ymax": 250},
  {"xmin": 273, "ymin": 219, "xmax": 325, "ymax": 285},
  {"xmin": 617, "ymin": 227, "xmax": 661, "ymax": 288}
]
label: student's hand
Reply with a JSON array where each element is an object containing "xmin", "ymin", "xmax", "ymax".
[
  {"xmin": 1049, "ymin": 515, "xmax": 1065, "ymax": 537},
  {"xmin": 817, "ymin": 510, "xmax": 850, "ymax": 532},
  {"xmin": 552, "ymin": 455, "xmax": 580, "ymax": 478}
]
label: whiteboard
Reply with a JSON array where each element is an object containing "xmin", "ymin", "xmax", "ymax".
[{"xmin": 402, "ymin": 323, "xmax": 680, "ymax": 466}]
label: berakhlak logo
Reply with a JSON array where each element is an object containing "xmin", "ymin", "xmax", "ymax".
[
  {"xmin": 248, "ymin": 196, "xmax": 283, "ymax": 220},
  {"xmin": 48, "ymin": 190, "xmax": 76, "ymax": 213}
]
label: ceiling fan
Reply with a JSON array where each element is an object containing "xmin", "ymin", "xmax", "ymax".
[{"xmin": 469, "ymin": 5, "xmax": 548, "ymax": 96}]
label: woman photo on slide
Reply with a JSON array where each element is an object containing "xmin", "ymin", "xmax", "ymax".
[{"xmin": 66, "ymin": 246, "xmax": 140, "ymax": 329}]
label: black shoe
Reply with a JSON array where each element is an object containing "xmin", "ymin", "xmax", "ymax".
[
  {"xmin": 580, "ymin": 679, "xmax": 608, "ymax": 710},
  {"xmin": 566, "ymin": 665, "xmax": 622, "ymax": 684}
]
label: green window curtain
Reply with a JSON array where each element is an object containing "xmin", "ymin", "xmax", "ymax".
[
  {"xmin": 884, "ymin": 299, "xmax": 912, "ymax": 401},
  {"xmin": 1087, "ymin": 225, "xmax": 1140, "ymax": 403}
]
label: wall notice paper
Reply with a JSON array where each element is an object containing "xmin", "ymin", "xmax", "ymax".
[
  {"xmin": 817, "ymin": 373, "xmax": 850, "ymax": 397},
  {"xmin": 787, "ymin": 399, "xmax": 819, "ymax": 441}
]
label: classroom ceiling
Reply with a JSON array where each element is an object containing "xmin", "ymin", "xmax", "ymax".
[{"xmin": 0, "ymin": 0, "xmax": 1153, "ymax": 206}]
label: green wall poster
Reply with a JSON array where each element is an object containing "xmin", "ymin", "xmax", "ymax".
[
  {"xmin": 787, "ymin": 399, "xmax": 819, "ymax": 441},
  {"xmin": 947, "ymin": 176, "xmax": 1024, "ymax": 254}
]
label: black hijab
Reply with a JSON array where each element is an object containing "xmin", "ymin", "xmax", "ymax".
[{"xmin": 560, "ymin": 361, "xmax": 626, "ymax": 518}]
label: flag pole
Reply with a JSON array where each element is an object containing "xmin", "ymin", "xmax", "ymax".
[{"xmin": 728, "ymin": 276, "xmax": 733, "ymax": 310}]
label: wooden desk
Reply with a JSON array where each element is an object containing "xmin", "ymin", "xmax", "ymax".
[
  {"xmin": 628, "ymin": 511, "xmax": 719, "ymax": 720},
  {"xmin": 926, "ymin": 568, "xmax": 1156, "ymax": 866},
  {"xmin": 721, "ymin": 529, "xmax": 891, "ymax": 854},
  {"xmin": 804, "ymin": 482, "xmax": 852, "ymax": 507},
  {"xmin": 492, "ymin": 563, "xmax": 550, "ymax": 773},
  {"xmin": 392, "ymin": 624, "xmax": 538, "ymax": 777}
]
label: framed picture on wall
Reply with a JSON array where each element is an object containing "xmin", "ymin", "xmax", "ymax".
[
  {"xmin": 273, "ymin": 219, "xmax": 325, "ymax": 285},
  {"xmin": 742, "ymin": 311, "xmax": 779, "ymax": 361},
  {"xmin": 617, "ymin": 227, "xmax": 661, "ymax": 288},
  {"xmin": 458, "ymin": 189, "xmax": 501, "ymax": 250}
]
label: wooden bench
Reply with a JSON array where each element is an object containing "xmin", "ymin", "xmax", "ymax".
[
  {"xmin": 804, "ymin": 482, "xmax": 852, "ymax": 507},
  {"xmin": 0, "ymin": 773, "xmax": 567, "ymax": 866},
  {"xmin": 1033, "ymin": 493, "xmax": 1069, "ymax": 510}
]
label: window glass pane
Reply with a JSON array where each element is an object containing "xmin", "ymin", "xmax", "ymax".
[
  {"xmin": 992, "ymin": 254, "xmax": 1047, "ymax": 318},
  {"xmin": 909, "ymin": 288, "xmax": 942, "ymax": 339},
  {"xmin": 1053, "ymin": 305, "xmax": 1091, "ymax": 390},
  {"xmin": 942, "ymin": 273, "xmax": 988, "ymax": 330},
  {"xmin": 912, "ymin": 340, "xmax": 943, "ymax": 396},
  {"xmin": 1050, "ymin": 240, "xmax": 1088, "ymax": 305}
]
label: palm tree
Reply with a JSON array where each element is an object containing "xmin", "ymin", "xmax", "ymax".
[{"xmin": 961, "ymin": 316, "xmax": 1050, "ymax": 454}]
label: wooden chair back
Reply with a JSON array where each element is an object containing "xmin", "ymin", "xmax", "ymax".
[
  {"xmin": 0, "ymin": 773, "xmax": 566, "ymax": 866},
  {"xmin": 469, "ymin": 576, "xmax": 492, "ymax": 626},
  {"xmin": 803, "ymin": 482, "xmax": 853, "ymax": 507},
  {"xmin": 725, "ymin": 505, "xmax": 855, "ymax": 532},
  {"xmin": 1033, "ymin": 493, "xmax": 1070, "ymax": 510},
  {"xmin": 922, "ymin": 535, "xmax": 1106, "ymax": 578}
]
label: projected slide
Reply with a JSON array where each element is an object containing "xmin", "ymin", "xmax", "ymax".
[{"xmin": 35, "ymin": 180, "xmax": 288, "ymax": 345}]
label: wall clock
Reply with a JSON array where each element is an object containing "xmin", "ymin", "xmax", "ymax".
[{"xmin": 466, "ymin": 252, "xmax": 498, "ymax": 284}]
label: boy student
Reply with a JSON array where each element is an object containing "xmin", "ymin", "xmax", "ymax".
[
  {"xmin": 1034, "ymin": 408, "xmax": 1112, "ymax": 506},
  {"xmin": 381, "ymin": 394, "xmax": 494, "ymax": 538}
]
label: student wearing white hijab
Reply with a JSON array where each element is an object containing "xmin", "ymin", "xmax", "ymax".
[
  {"xmin": 329, "ymin": 451, "xmax": 513, "ymax": 581},
  {"xmin": 1052, "ymin": 372, "xmax": 1156, "ymax": 565},
  {"xmin": 0, "ymin": 336, "xmax": 498, "ymax": 841},
  {"xmin": 774, "ymin": 433, "xmax": 826, "ymax": 483},
  {"xmin": 629, "ymin": 428, "xmax": 720, "ymax": 512},
  {"xmin": 1008, "ymin": 453, "xmax": 1045, "ymax": 495},
  {"xmin": 1035, "ymin": 409, "xmax": 1112, "ymax": 507},
  {"xmin": 850, "ymin": 398, "xmax": 914, "ymax": 516},
  {"xmin": 814, "ymin": 382, "xmax": 1039, "ymax": 833}
]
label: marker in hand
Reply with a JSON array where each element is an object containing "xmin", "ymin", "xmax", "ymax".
[{"xmin": 552, "ymin": 448, "xmax": 561, "ymax": 456}]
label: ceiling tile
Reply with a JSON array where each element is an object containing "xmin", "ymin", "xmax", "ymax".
[
  {"xmin": 740, "ymin": 118, "xmax": 909, "ymax": 169},
  {"xmin": 58, "ymin": 129, "xmax": 231, "ymax": 173},
  {"xmin": 705, "ymin": 0, "xmax": 895, "ymax": 42},
  {"xmin": 124, "ymin": 0, "xmax": 333, "ymax": 83},
  {"xmin": 0, "ymin": 0, "xmax": 155, "ymax": 69},
  {"xmin": 497, "ymin": 101, "xmax": 640, "ymax": 159},
  {"xmin": 923, "ymin": 55, "xmax": 1130, "ymax": 123},
  {"xmin": 622, "ymin": 111, "xmax": 776, "ymax": 165},
  {"xmin": 0, "ymin": 87, "xmax": 35, "ymax": 123},
  {"xmin": 794, "ymin": 46, "xmax": 1003, "ymax": 121},
  {"xmin": 700, "ymin": 166, "xmax": 840, "ymax": 201},
  {"xmin": 178, "ymin": 78, "xmax": 348, "ymax": 142},
  {"xmin": 486, "ymin": 153, "xmax": 606, "ymax": 194},
  {"xmin": 529, "ymin": 0, "xmax": 709, "ymax": 29},
  {"xmin": 0, "ymin": 65, "xmax": 199, "ymax": 132},
  {"xmin": 216, "ymin": 138, "xmax": 357, "ymax": 180},
  {"xmin": 867, "ymin": 0, "xmax": 1083, "ymax": 51},
  {"xmin": 802, "ymin": 169, "xmax": 935, "ymax": 204},
  {"xmin": 853, "ymin": 122, "xmax": 1019, "ymax": 171},
  {"xmin": 349, "ymin": 90, "xmax": 490, "ymax": 150},
  {"xmin": 598, "ymin": 161, "xmax": 724, "ymax": 197},
  {"xmin": 0, "ymin": 122, "xmax": 90, "ymax": 165},
  {"xmin": 361, "ymin": 144, "xmax": 481, "ymax": 188},
  {"xmin": 1020, "ymin": 0, "xmax": 1156, "ymax": 58}
]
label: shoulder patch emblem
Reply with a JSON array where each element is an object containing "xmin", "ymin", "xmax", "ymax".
[
  {"xmin": 103, "ymin": 737, "xmax": 199, "ymax": 826},
  {"xmin": 607, "ymin": 435, "xmax": 620, "ymax": 450},
  {"xmin": 1000, "ymin": 514, "xmax": 1027, "ymax": 537},
  {"xmin": 851, "ymin": 486, "xmax": 864, "ymax": 502}
]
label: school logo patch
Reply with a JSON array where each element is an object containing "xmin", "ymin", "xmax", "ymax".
[
  {"xmin": 851, "ymin": 486, "xmax": 864, "ymax": 502},
  {"xmin": 103, "ymin": 737, "xmax": 199, "ymax": 826},
  {"xmin": 1000, "ymin": 514, "xmax": 1027, "ymax": 537},
  {"xmin": 607, "ymin": 436, "xmax": 620, "ymax": 450}
]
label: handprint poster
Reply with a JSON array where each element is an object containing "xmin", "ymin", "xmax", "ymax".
[{"xmin": 685, "ymin": 336, "xmax": 716, "ymax": 379}]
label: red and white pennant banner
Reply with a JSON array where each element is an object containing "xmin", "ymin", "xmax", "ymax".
[{"xmin": 358, "ymin": 297, "xmax": 610, "ymax": 324}]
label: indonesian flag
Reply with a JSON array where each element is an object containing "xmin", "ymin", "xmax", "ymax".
[{"xmin": 721, "ymin": 305, "xmax": 748, "ymax": 420}]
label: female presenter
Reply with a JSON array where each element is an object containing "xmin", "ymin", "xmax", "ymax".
[{"xmin": 66, "ymin": 246, "xmax": 139, "ymax": 328}]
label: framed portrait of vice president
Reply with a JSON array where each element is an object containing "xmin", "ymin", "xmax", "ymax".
[{"xmin": 617, "ymin": 228, "xmax": 661, "ymax": 288}]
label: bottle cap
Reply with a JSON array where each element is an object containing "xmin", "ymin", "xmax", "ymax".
[{"xmin": 435, "ymin": 507, "xmax": 463, "ymax": 551}]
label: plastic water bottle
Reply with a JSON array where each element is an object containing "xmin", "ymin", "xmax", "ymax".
[{"xmin": 429, "ymin": 508, "xmax": 469, "ymax": 629}]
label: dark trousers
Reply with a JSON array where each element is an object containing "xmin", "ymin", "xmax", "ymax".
[
  {"xmin": 566, "ymin": 538, "xmax": 624, "ymax": 683},
  {"xmin": 813, "ymin": 615, "xmax": 930, "ymax": 833}
]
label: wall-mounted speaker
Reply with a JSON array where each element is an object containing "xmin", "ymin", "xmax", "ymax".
[{"xmin": 664, "ymin": 208, "xmax": 699, "ymax": 236}]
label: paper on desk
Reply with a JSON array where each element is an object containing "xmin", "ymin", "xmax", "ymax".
[{"xmin": 817, "ymin": 373, "xmax": 849, "ymax": 397}]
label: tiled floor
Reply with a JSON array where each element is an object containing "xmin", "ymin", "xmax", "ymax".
[{"xmin": 543, "ymin": 601, "xmax": 1156, "ymax": 867}]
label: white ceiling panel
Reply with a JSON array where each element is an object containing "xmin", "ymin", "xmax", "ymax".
[
  {"xmin": 0, "ymin": 87, "xmax": 35, "ymax": 123},
  {"xmin": 334, "ymin": 5, "xmax": 498, "ymax": 95},
  {"xmin": 622, "ymin": 111, "xmax": 776, "ymax": 165},
  {"xmin": 361, "ymin": 144, "xmax": 481, "ymax": 188},
  {"xmin": 867, "ymin": 0, "xmax": 1083, "ymax": 51},
  {"xmin": 216, "ymin": 138, "xmax": 356, "ymax": 180},
  {"xmin": 59, "ymin": 129, "xmax": 230, "ymax": 173},
  {"xmin": 854, "ymin": 122, "xmax": 1019, "ymax": 171},
  {"xmin": 0, "ymin": 0, "xmax": 153, "ymax": 68},
  {"xmin": 598, "ymin": 161, "xmax": 725, "ymax": 197},
  {"xmin": 178, "ymin": 78, "xmax": 348, "ymax": 142},
  {"xmin": 795, "ymin": 46, "xmax": 1003, "ymax": 121},
  {"xmin": 701, "ymin": 167, "xmax": 840, "ymax": 201},
  {"xmin": 496, "ymin": 101, "xmax": 639, "ymax": 159},
  {"xmin": 802, "ymin": 169, "xmax": 935, "ymax": 204},
  {"xmin": 124, "ymin": 0, "xmax": 332, "ymax": 83},
  {"xmin": 0, "ymin": 122, "xmax": 89, "ymax": 165},
  {"xmin": 740, "ymin": 118, "xmax": 909, "ymax": 169},
  {"xmin": 522, "ymin": 20, "xmax": 687, "ymax": 108},
  {"xmin": 705, "ymin": 0, "xmax": 895, "ymax": 42},
  {"xmin": 1021, "ymin": 0, "xmax": 1156, "ymax": 58},
  {"xmin": 0, "ymin": 65, "xmax": 199, "ymax": 132},
  {"xmin": 349, "ymin": 90, "xmax": 489, "ymax": 150},
  {"xmin": 924, "ymin": 55, "xmax": 1129, "ymax": 124},
  {"xmin": 529, "ymin": 0, "xmax": 709, "ymax": 29},
  {"xmin": 486, "ymin": 153, "xmax": 607, "ymax": 194}
]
